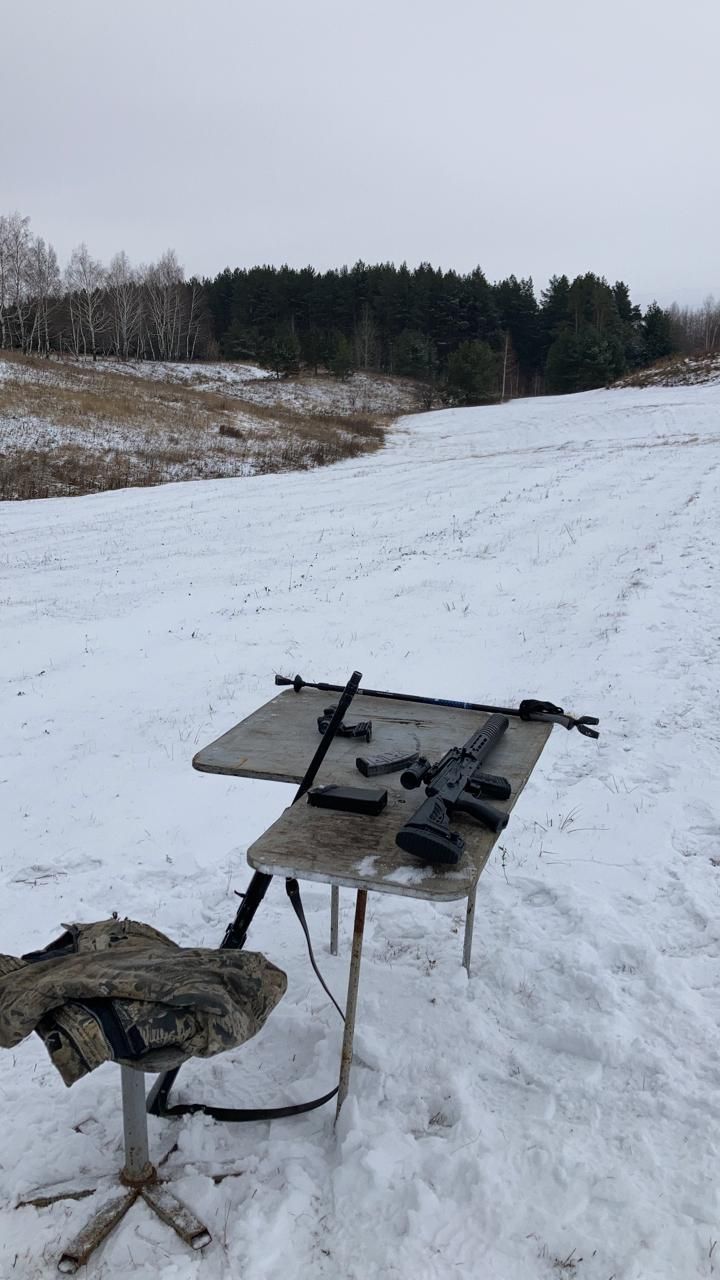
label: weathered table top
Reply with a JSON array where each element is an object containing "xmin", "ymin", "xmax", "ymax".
[{"xmin": 194, "ymin": 688, "xmax": 552, "ymax": 902}]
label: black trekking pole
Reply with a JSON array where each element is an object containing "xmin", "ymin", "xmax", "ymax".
[
  {"xmin": 147, "ymin": 670, "xmax": 363, "ymax": 1119},
  {"xmin": 219, "ymin": 668, "xmax": 363, "ymax": 949},
  {"xmin": 275, "ymin": 672, "xmax": 599, "ymax": 737}
]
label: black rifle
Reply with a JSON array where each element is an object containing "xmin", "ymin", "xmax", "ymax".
[
  {"xmin": 275, "ymin": 673, "xmax": 599, "ymax": 737},
  {"xmin": 396, "ymin": 713, "xmax": 511, "ymax": 865}
]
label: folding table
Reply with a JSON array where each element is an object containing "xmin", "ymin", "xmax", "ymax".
[{"xmin": 193, "ymin": 686, "xmax": 552, "ymax": 1115}]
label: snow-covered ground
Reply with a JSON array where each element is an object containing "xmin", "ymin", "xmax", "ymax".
[
  {"xmin": 86, "ymin": 358, "xmax": 423, "ymax": 415},
  {"xmin": 0, "ymin": 356, "xmax": 271, "ymax": 391},
  {"xmin": 1, "ymin": 383, "xmax": 719, "ymax": 1279},
  {"xmin": 90, "ymin": 358, "xmax": 273, "ymax": 388},
  {"xmin": 0, "ymin": 353, "xmax": 422, "ymax": 416}
]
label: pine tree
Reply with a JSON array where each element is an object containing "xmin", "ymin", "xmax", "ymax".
[
  {"xmin": 300, "ymin": 328, "xmax": 324, "ymax": 373},
  {"xmin": 493, "ymin": 276, "xmax": 540, "ymax": 390},
  {"xmin": 328, "ymin": 333, "xmax": 354, "ymax": 379},
  {"xmin": 394, "ymin": 329, "xmax": 437, "ymax": 380},
  {"xmin": 445, "ymin": 341, "xmax": 497, "ymax": 405},
  {"xmin": 642, "ymin": 303, "xmax": 675, "ymax": 363},
  {"xmin": 260, "ymin": 330, "xmax": 301, "ymax": 379}
]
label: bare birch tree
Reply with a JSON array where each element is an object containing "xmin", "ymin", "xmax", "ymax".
[
  {"xmin": 1, "ymin": 212, "xmax": 34, "ymax": 351},
  {"xmin": 0, "ymin": 215, "xmax": 9, "ymax": 348},
  {"xmin": 65, "ymin": 243, "xmax": 107, "ymax": 357},
  {"xmin": 25, "ymin": 237, "xmax": 61, "ymax": 354},
  {"xmin": 0, "ymin": 212, "xmax": 209, "ymax": 361},
  {"xmin": 144, "ymin": 250, "xmax": 184, "ymax": 359},
  {"xmin": 184, "ymin": 278, "xmax": 205, "ymax": 360},
  {"xmin": 669, "ymin": 297, "xmax": 720, "ymax": 354},
  {"xmin": 107, "ymin": 250, "xmax": 142, "ymax": 359},
  {"xmin": 354, "ymin": 302, "xmax": 376, "ymax": 369}
]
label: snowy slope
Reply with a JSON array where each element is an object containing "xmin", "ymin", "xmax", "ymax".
[
  {"xmin": 616, "ymin": 352, "xmax": 720, "ymax": 389},
  {"xmin": 1, "ymin": 384, "xmax": 720, "ymax": 1279}
]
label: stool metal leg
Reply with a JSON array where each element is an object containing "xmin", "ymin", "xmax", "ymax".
[
  {"xmin": 142, "ymin": 1183, "xmax": 212, "ymax": 1249},
  {"xmin": 58, "ymin": 1190, "xmax": 138, "ymax": 1274},
  {"xmin": 335, "ymin": 889, "xmax": 367, "ymax": 1121},
  {"xmin": 330, "ymin": 885, "xmax": 340, "ymax": 955},
  {"xmin": 49, "ymin": 1066, "xmax": 212, "ymax": 1272},
  {"xmin": 462, "ymin": 883, "xmax": 478, "ymax": 974},
  {"xmin": 121, "ymin": 1066, "xmax": 152, "ymax": 1183}
]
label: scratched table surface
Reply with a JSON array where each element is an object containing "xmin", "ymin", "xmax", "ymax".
[{"xmin": 193, "ymin": 688, "xmax": 552, "ymax": 902}]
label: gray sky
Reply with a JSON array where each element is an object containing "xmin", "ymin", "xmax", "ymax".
[{"xmin": 3, "ymin": 0, "xmax": 718, "ymax": 306}]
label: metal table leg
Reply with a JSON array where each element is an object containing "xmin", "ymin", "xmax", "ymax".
[
  {"xmin": 462, "ymin": 882, "xmax": 478, "ymax": 974},
  {"xmin": 330, "ymin": 885, "xmax": 340, "ymax": 955},
  {"xmin": 335, "ymin": 889, "xmax": 367, "ymax": 1121}
]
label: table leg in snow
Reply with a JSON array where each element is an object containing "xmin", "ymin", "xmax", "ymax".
[
  {"xmin": 330, "ymin": 884, "xmax": 340, "ymax": 955},
  {"xmin": 336, "ymin": 889, "xmax": 367, "ymax": 1121},
  {"xmin": 462, "ymin": 882, "xmax": 478, "ymax": 974}
]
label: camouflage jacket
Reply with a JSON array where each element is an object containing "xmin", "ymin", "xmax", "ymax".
[{"xmin": 0, "ymin": 917, "xmax": 286, "ymax": 1086}]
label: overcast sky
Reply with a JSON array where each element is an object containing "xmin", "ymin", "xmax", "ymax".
[{"xmin": 3, "ymin": 0, "xmax": 718, "ymax": 306}]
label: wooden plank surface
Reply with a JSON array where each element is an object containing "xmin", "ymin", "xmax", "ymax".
[{"xmin": 199, "ymin": 688, "xmax": 553, "ymax": 900}]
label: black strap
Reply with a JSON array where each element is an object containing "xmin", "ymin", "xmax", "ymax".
[
  {"xmin": 78, "ymin": 998, "xmax": 147, "ymax": 1061},
  {"xmin": 285, "ymin": 880, "xmax": 345, "ymax": 1023},
  {"xmin": 150, "ymin": 1082, "xmax": 339, "ymax": 1122},
  {"xmin": 147, "ymin": 881, "xmax": 345, "ymax": 1122}
]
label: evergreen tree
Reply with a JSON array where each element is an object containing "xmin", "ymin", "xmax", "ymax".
[
  {"xmin": 539, "ymin": 274, "xmax": 571, "ymax": 364},
  {"xmin": 445, "ymin": 341, "xmax": 497, "ymax": 405},
  {"xmin": 299, "ymin": 327, "xmax": 325, "ymax": 373},
  {"xmin": 642, "ymin": 302, "xmax": 675, "ymax": 362},
  {"xmin": 200, "ymin": 258, "xmax": 658, "ymax": 398},
  {"xmin": 393, "ymin": 329, "xmax": 437, "ymax": 380},
  {"xmin": 328, "ymin": 332, "xmax": 354, "ymax": 379},
  {"xmin": 613, "ymin": 280, "xmax": 645, "ymax": 369},
  {"xmin": 493, "ymin": 276, "xmax": 540, "ymax": 388},
  {"xmin": 260, "ymin": 330, "xmax": 301, "ymax": 379},
  {"xmin": 545, "ymin": 331, "xmax": 581, "ymax": 394},
  {"xmin": 546, "ymin": 328, "xmax": 618, "ymax": 393},
  {"xmin": 221, "ymin": 319, "xmax": 258, "ymax": 360}
]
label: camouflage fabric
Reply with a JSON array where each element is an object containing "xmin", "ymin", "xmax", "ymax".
[{"xmin": 0, "ymin": 917, "xmax": 286, "ymax": 1086}]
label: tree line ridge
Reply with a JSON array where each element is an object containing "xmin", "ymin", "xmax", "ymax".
[{"xmin": 1, "ymin": 211, "xmax": 717, "ymax": 404}]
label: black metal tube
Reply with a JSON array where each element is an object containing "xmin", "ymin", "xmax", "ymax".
[
  {"xmin": 275, "ymin": 673, "xmax": 599, "ymax": 738},
  {"xmin": 275, "ymin": 672, "xmax": 524, "ymax": 719},
  {"xmin": 292, "ymin": 671, "xmax": 362, "ymax": 801},
  {"xmin": 148, "ymin": 672, "xmax": 363, "ymax": 1118}
]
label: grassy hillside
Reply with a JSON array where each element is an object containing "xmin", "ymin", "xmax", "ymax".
[
  {"xmin": 0, "ymin": 353, "xmax": 424, "ymax": 500},
  {"xmin": 615, "ymin": 350, "xmax": 720, "ymax": 388}
]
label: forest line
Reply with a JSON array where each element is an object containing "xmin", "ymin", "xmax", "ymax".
[{"xmin": 1, "ymin": 211, "xmax": 717, "ymax": 404}]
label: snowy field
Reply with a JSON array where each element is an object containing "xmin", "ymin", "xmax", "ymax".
[{"xmin": 1, "ymin": 382, "xmax": 720, "ymax": 1279}]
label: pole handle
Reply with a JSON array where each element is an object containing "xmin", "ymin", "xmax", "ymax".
[{"xmin": 275, "ymin": 673, "xmax": 304, "ymax": 691}]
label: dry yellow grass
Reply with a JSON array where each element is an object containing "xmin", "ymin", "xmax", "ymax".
[{"xmin": 0, "ymin": 353, "xmax": 391, "ymax": 499}]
